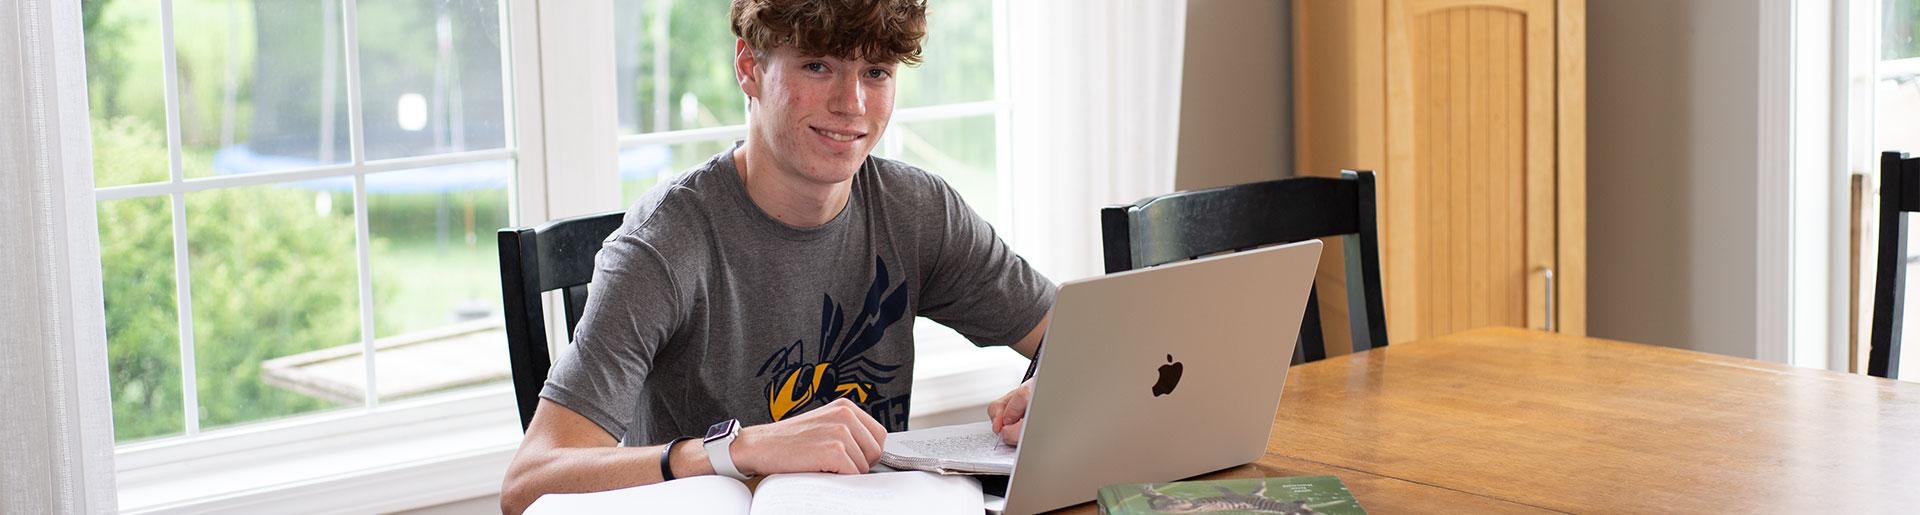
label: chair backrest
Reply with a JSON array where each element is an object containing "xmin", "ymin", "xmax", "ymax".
[
  {"xmin": 498, "ymin": 210, "xmax": 626, "ymax": 430},
  {"xmin": 1100, "ymin": 171, "xmax": 1387, "ymax": 364},
  {"xmin": 1869, "ymin": 151, "xmax": 1917, "ymax": 379}
]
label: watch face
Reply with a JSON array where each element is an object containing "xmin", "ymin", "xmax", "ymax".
[{"xmin": 703, "ymin": 419, "xmax": 736, "ymax": 443}]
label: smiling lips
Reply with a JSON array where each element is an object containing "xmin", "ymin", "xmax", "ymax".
[{"xmin": 812, "ymin": 126, "xmax": 866, "ymax": 143}]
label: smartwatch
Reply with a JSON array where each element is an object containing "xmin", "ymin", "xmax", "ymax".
[{"xmin": 703, "ymin": 418, "xmax": 748, "ymax": 480}]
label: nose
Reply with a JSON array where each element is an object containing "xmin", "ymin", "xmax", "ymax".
[{"xmin": 828, "ymin": 74, "xmax": 866, "ymax": 116}]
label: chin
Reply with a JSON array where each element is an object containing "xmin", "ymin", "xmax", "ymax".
[
  {"xmin": 802, "ymin": 165, "xmax": 862, "ymax": 185},
  {"xmin": 803, "ymin": 154, "xmax": 867, "ymax": 183}
]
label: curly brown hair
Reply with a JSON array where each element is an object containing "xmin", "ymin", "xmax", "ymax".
[{"xmin": 730, "ymin": 0, "xmax": 928, "ymax": 66}]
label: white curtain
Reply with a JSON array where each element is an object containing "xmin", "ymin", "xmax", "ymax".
[
  {"xmin": 1005, "ymin": 0, "xmax": 1188, "ymax": 282},
  {"xmin": 1, "ymin": 0, "xmax": 121, "ymax": 512}
]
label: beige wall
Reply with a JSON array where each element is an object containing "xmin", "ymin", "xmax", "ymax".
[
  {"xmin": 1175, "ymin": 0, "xmax": 1292, "ymax": 191},
  {"xmin": 1586, "ymin": 0, "xmax": 1759, "ymax": 357}
]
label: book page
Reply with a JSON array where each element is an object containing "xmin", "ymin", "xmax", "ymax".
[
  {"xmin": 524, "ymin": 475, "xmax": 751, "ymax": 515},
  {"xmin": 748, "ymin": 471, "xmax": 983, "ymax": 515},
  {"xmin": 883, "ymin": 421, "xmax": 1017, "ymax": 472}
]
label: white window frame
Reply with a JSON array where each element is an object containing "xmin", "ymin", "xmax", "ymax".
[
  {"xmin": 1841, "ymin": 0, "xmax": 1878, "ymax": 376},
  {"xmin": 1773, "ymin": 0, "xmax": 1920, "ymax": 375},
  {"xmin": 1763, "ymin": 0, "xmax": 1860, "ymax": 372},
  {"xmin": 110, "ymin": 0, "xmax": 541, "ymax": 511},
  {"xmin": 108, "ymin": 0, "xmax": 1028, "ymax": 512},
  {"xmin": 1840, "ymin": 0, "xmax": 1920, "ymax": 376}
]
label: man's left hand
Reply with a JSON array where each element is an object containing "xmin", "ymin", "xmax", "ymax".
[{"xmin": 987, "ymin": 379, "xmax": 1034, "ymax": 446}]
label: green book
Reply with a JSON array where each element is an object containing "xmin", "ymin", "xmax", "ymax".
[{"xmin": 1096, "ymin": 475, "xmax": 1367, "ymax": 515}]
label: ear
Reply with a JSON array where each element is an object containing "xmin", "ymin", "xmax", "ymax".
[{"xmin": 736, "ymin": 38, "xmax": 761, "ymax": 99}]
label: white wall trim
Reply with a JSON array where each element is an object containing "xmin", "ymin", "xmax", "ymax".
[
  {"xmin": 1762, "ymin": 0, "xmax": 1849, "ymax": 370},
  {"xmin": 167, "ymin": 445, "xmax": 516, "ymax": 515},
  {"xmin": 1815, "ymin": 0, "xmax": 1853, "ymax": 372},
  {"xmin": 0, "ymin": 0, "xmax": 122, "ymax": 511},
  {"xmin": 1756, "ymin": 0, "xmax": 1794, "ymax": 364},
  {"xmin": 536, "ymin": 0, "xmax": 620, "ymax": 219},
  {"xmin": 118, "ymin": 402, "xmax": 522, "ymax": 514},
  {"xmin": 1842, "ymin": 0, "xmax": 1885, "ymax": 373},
  {"xmin": 1793, "ymin": 0, "xmax": 1839, "ymax": 370},
  {"xmin": 507, "ymin": 0, "xmax": 549, "ymax": 227},
  {"xmin": 1829, "ymin": 0, "xmax": 1861, "ymax": 372}
]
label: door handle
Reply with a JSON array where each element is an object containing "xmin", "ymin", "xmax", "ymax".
[{"xmin": 1539, "ymin": 265, "xmax": 1556, "ymax": 332}]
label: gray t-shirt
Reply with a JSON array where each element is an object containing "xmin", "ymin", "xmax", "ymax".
[{"xmin": 541, "ymin": 146, "xmax": 1056, "ymax": 445}]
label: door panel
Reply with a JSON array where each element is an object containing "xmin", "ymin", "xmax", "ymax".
[{"xmin": 1386, "ymin": 0, "xmax": 1556, "ymax": 339}]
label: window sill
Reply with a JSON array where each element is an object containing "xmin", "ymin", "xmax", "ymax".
[
  {"xmin": 116, "ymin": 386, "xmax": 523, "ymax": 514},
  {"xmin": 117, "ymin": 321, "xmax": 1027, "ymax": 514}
]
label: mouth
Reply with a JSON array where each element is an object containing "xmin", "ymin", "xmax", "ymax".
[{"xmin": 811, "ymin": 126, "xmax": 866, "ymax": 143}]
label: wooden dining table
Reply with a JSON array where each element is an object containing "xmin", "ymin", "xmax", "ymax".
[{"xmin": 1053, "ymin": 327, "xmax": 1920, "ymax": 513}]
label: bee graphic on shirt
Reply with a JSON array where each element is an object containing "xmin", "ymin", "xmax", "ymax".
[{"xmin": 756, "ymin": 256, "xmax": 907, "ymax": 423}]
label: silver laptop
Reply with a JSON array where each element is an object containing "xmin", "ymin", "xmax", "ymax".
[{"xmin": 996, "ymin": 239, "xmax": 1321, "ymax": 515}]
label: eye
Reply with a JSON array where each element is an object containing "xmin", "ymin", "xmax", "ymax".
[
  {"xmin": 865, "ymin": 68, "xmax": 892, "ymax": 79},
  {"xmin": 804, "ymin": 62, "xmax": 828, "ymax": 73}
]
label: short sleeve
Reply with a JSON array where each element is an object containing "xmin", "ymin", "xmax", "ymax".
[
  {"xmin": 538, "ymin": 230, "xmax": 683, "ymax": 440},
  {"xmin": 916, "ymin": 177, "xmax": 1057, "ymax": 347}
]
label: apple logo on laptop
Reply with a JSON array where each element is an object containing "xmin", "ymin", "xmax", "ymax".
[{"xmin": 1152, "ymin": 354, "xmax": 1183, "ymax": 396}]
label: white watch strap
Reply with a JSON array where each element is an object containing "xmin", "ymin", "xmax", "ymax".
[{"xmin": 706, "ymin": 432, "xmax": 747, "ymax": 480}]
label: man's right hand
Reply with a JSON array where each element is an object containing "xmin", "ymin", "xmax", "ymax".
[{"xmin": 729, "ymin": 397, "xmax": 888, "ymax": 476}]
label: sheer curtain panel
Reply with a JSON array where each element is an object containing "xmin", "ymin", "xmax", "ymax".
[
  {"xmin": 1, "ymin": 0, "xmax": 121, "ymax": 512},
  {"xmin": 1006, "ymin": 0, "xmax": 1188, "ymax": 282}
]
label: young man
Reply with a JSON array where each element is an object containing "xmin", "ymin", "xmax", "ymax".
[{"xmin": 500, "ymin": 1, "xmax": 1048, "ymax": 512}]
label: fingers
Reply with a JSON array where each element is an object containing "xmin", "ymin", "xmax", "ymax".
[
  {"xmin": 814, "ymin": 437, "xmax": 862, "ymax": 475},
  {"xmin": 741, "ymin": 399, "xmax": 890, "ymax": 476},
  {"xmin": 840, "ymin": 416, "xmax": 882, "ymax": 471},
  {"xmin": 826, "ymin": 398, "xmax": 885, "ymax": 468},
  {"xmin": 996, "ymin": 419, "xmax": 1024, "ymax": 446},
  {"xmin": 1001, "ymin": 390, "xmax": 1029, "ymax": 423},
  {"xmin": 847, "ymin": 400, "xmax": 888, "ymax": 458},
  {"xmin": 988, "ymin": 396, "xmax": 1008, "ymax": 432},
  {"xmin": 834, "ymin": 428, "xmax": 868, "ymax": 474},
  {"xmin": 994, "ymin": 384, "xmax": 1031, "ymax": 430}
]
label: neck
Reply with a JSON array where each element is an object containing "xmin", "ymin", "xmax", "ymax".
[{"xmin": 733, "ymin": 141, "xmax": 853, "ymax": 228}]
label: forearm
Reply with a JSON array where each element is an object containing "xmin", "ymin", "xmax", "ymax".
[
  {"xmin": 1010, "ymin": 313, "xmax": 1049, "ymax": 359},
  {"xmin": 501, "ymin": 439, "xmax": 715, "ymax": 515}
]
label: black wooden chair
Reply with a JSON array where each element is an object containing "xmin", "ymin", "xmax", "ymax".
[
  {"xmin": 1869, "ymin": 151, "xmax": 1917, "ymax": 379},
  {"xmin": 498, "ymin": 210, "xmax": 626, "ymax": 430},
  {"xmin": 1100, "ymin": 171, "xmax": 1387, "ymax": 364}
]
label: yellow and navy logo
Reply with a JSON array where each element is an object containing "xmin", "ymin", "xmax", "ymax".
[{"xmin": 754, "ymin": 256, "xmax": 909, "ymax": 429}]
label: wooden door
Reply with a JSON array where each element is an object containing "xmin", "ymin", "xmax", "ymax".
[{"xmin": 1384, "ymin": 0, "xmax": 1558, "ymax": 339}]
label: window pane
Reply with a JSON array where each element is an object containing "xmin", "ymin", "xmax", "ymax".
[
  {"xmin": 1886, "ymin": 0, "xmax": 1920, "ymax": 60},
  {"xmin": 357, "ymin": 0, "xmax": 509, "ymax": 160},
  {"xmin": 173, "ymin": 0, "xmax": 350, "ymax": 179},
  {"xmin": 85, "ymin": 0, "xmax": 171, "ymax": 187},
  {"xmin": 621, "ymin": 139, "xmax": 737, "ymax": 206},
  {"xmin": 367, "ymin": 161, "xmax": 512, "ymax": 402},
  {"xmin": 888, "ymin": 115, "xmax": 998, "ymax": 222},
  {"xmin": 896, "ymin": 0, "xmax": 996, "ymax": 108},
  {"xmin": 614, "ymin": 0, "xmax": 747, "ymax": 134},
  {"xmin": 187, "ymin": 184, "xmax": 363, "ymax": 429},
  {"xmin": 99, "ymin": 196, "xmax": 185, "ymax": 443},
  {"xmin": 1876, "ymin": 76, "xmax": 1920, "ymax": 162}
]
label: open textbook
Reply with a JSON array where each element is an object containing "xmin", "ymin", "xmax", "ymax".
[
  {"xmin": 524, "ymin": 471, "xmax": 983, "ymax": 515},
  {"xmin": 881, "ymin": 421, "xmax": 1018, "ymax": 475}
]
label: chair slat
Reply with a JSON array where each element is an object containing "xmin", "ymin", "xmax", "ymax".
[
  {"xmin": 1101, "ymin": 171, "xmax": 1388, "ymax": 363},
  {"xmin": 498, "ymin": 210, "xmax": 627, "ymax": 430},
  {"xmin": 1871, "ymin": 151, "xmax": 1916, "ymax": 379}
]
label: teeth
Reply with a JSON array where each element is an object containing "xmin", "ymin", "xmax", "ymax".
[{"xmin": 818, "ymin": 129, "xmax": 858, "ymax": 142}]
